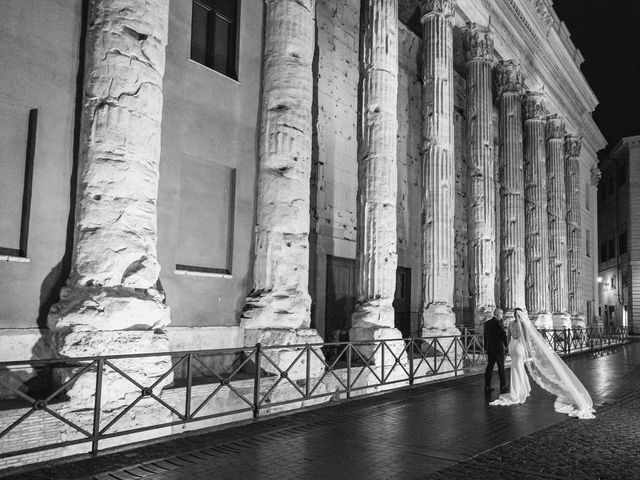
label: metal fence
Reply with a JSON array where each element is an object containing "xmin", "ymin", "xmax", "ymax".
[{"xmin": 0, "ymin": 327, "xmax": 628, "ymax": 465}]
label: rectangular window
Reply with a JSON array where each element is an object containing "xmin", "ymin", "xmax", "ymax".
[
  {"xmin": 175, "ymin": 158, "xmax": 236, "ymax": 275},
  {"xmin": 0, "ymin": 104, "xmax": 37, "ymax": 258},
  {"xmin": 611, "ymin": 275, "xmax": 616, "ymax": 289},
  {"xmin": 619, "ymin": 231, "xmax": 628, "ymax": 255},
  {"xmin": 586, "ymin": 229, "xmax": 591, "ymax": 258},
  {"xmin": 608, "ymin": 238, "xmax": 616, "ymax": 260},
  {"xmin": 190, "ymin": 0, "xmax": 239, "ymax": 79},
  {"xmin": 585, "ymin": 182, "xmax": 590, "ymax": 211}
]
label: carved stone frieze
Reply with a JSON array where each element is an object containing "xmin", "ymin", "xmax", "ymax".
[
  {"xmin": 494, "ymin": 60, "xmax": 524, "ymax": 97},
  {"xmin": 545, "ymin": 114, "xmax": 566, "ymax": 140},
  {"xmin": 565, "ymin": 134, "xmax": 582, "ymax": 158},
  {"xmin": 420, "ymin": 0, "xmax": 455, "ymax": 19},
  {"xmin": 523, "ymin": 90, "xmax": 547, "ymax": 120},
  {"xmin": 590, "ymin": 166, "xmax": 601, "ymax": 186},
  {"xmin": 463, "ymin": 23, "xmax": 494, "ymax": 62}
]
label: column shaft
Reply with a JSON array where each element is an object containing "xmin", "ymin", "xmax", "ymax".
[
  {"xmin": 351, "ymin": 0, "xmax": 399, "ymax": 332},
  {"xmin": 546, "ymin": 115, "xmax": 570, "ymax": 327},
  {"xmin": 565, "ymin": 135, "xmax": 584, "ymax": 326},
  {"xmin": 464, "ymin": 24, "xmax": 495, "ymax": 329},
  {"xmin": 420, "ymin": 0, "xmax": 458, "ymax": 335},
  {"xmin": 495, "ymin": 61, "xmax": 526, "ymax": 319},
  {"xmin": 242, "ymin": 0, "xmax": 316, "ymax": 332},
  {"xmin": 48, "ymin": 0, "xmax": 172, "ymax": 406},
  {"xmin": 523, "ymin": 91, "xmax": 552, "ymax": 328}
]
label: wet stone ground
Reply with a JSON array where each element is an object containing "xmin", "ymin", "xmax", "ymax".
[{"xmin": 2, "ymin": 341, "xmax": 640, "ymax": 480}]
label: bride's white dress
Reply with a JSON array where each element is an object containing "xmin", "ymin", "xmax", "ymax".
[{"xmin": 489, "ymin": 311, "xmax": 595, "ymax": 419}]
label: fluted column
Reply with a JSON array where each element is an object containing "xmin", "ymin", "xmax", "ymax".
[
  {"xmin": 565, "ymin": 134, "xmax": 584, "ymax": 327},
  {"xmin": 350, "ymin": 0, "xmax": 405, "ymax": 352},
  {"xmin": 523, "ymin": 91, "xmax": 552, "ymax": 328},
  {"xmin": 47, "ymin": 0, "xmax": 172, "ymax": 404},
  {"xmin": 546, "ymin": 115, "xmax": 570, "ymax": 327},
  {"xmin": 241, "ymin": 1, "xmax": 323, "ymax": 353},
  {"xmin": 420, "ymin": 0, "xmax": 459, "ymax": 337},
  {"xmin": 495, "ymin": 60, "xmax": 526, "ymax": 321},
  {"xmin": 463, "ymin": 24, "xmax": 495, "ymax": 331}
]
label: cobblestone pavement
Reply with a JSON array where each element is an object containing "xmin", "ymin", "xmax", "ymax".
[{"xmin": 2, "ymin": 341, "xmax": 640, "ymax": 480}]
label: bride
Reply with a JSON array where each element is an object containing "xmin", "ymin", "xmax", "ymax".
[{"xmin": 489, "ymin": 308, "xmax": 595, "ymax": 419}]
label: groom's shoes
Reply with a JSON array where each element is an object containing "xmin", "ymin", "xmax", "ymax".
[{"xmin": 500, "ymin": 386, "xmax": 509, "ymax": 394}]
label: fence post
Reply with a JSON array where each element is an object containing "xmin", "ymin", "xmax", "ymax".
[
  {"xmin": 454, "ymin": 335, "xmax": 458, "ymax": 376},
  {"xmin": 253, "ymin": 343, "xmax": 261, "ymax": 419},
  {"xmin": 347, "ymin": 343, "xmax": 352, "ymax": 399},
  {"xmin": 305, "ymin": 345, "xmax": 310, "ymax": 399},
  {"xmin": 381, "ymin": 340, "xmax": 385, "ymax": 384},
  {"xmin": 408, "ymin": 338, "xmax": 414, "ymax": 386},
  {"xmin": 92, "ymin": 358, "xmax": 103, "ymax": 456},
  {"xmin": 185, "ymin": 353, "xmax": 192, "ymax": 420}
]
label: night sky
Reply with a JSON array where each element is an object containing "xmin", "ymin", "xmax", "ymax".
[{"xmin": 552, "ymin": 0, "xmax": 640, "ymax": 158}]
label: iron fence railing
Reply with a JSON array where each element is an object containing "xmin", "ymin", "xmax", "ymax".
[{"xmin": 0, "ymin": 327, "xmax": 629, "ymax": 464}]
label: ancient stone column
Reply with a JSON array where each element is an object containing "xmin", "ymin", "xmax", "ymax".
[
  {"xmin": 565, "ymin": 134, "xmax": 584, "ymax": 327},
  {"xmin": 240, "ymin": 0, "xmax": 323, "ymax": 368},
  {"xmin": 523, "ymin": 91, "xmax": 552, "ymax": 329},
  {"xmin": 546, "ymin": 114, "xmax": 570, "ymax": 328},
  {"xmin": 47, "ymin": 0, "xmax": 172, "ymax": 406},
  {"xmin": 495, "ymin": 60, "xmax": 526, "ymax": 322},
  {"xmin": 463, "ymin": 23, "xmax": 495, "ymax": 331},
  {"xmin": 350, "ymin": 0, "xmax": 405, "ymax": 356},
  {"xmin": 420, "ymin": 0, "xmax": 459, "ymax": 338}
]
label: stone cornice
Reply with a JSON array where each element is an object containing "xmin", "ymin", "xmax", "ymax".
[
  {"xmin": 462, "ymin": 23, "xmax": 494, "ymax": 62},
  {"xmin": 565, "ymin": 134, "xmax": 582, "ymax": 157},
  {"xmin": 545, "ymin": 114, "xmax": 566, "ymax": 140},
  {"xmin": 420, "ymin": 0, "xmax": 456, "ymax": 20},
  {"xmin": 523, "ymin": 90, "xmax": 547, "ymax": 121},
  {"xmin": 494, "ymin": 60, "xmax": 524, "ymax": 97}
]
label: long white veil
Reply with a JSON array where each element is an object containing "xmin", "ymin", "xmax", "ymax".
[{"xmin": 517, "ymin": 310, "xmax": 595, "ymax": 419}]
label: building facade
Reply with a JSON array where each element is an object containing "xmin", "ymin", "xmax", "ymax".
[
  {"xmin": 598, "ymin": 136, "xmax": 640, "ymax": 333},
  {"xmin": 0, "ymin": 0, "xmax": 605, "ymax": 366}
]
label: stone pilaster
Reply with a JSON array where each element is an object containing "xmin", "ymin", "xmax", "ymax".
[
  {"xmin": 350, "ymin": 0, "xmax": 405, "ymax": 359},
  {"xmin": 565, "ymin": 134, "xmax": 584, "ymax": 327},
  {"xmin": 523, "ymin": 91, "xmax": 552, "ymax": 329},
  {"xmin": 495, "ymin": 60, "xmax": 526, "ymax": 322},
  {"xmin": 546, "ymin": 115, "xmax": 570, "ymax": 328},
  {"xmin": 47, "ymin": 0, "xmax": 172, "ymax": 407},
  {"xmin": 420, "ymin": 0, "xmax": 459, "ymax": 338},
  {"xmin": 463, "ymin": 23, "xmax": 496, "ymax": 331},
  {"xmin": 241, "ymin": 0, "xmax": 323, "ymax": 368}
]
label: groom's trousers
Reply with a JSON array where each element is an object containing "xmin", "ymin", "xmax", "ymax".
[{"xmin": 484, "ymin": 353, "xmax": 506, "ymax": 389}]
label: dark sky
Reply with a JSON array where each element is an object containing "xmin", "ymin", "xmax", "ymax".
[{"xmin": 552, "ymin": 0, "xmax": 640, "ymax": 158}]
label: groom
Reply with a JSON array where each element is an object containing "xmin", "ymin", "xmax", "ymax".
[{"xmin": 484, "ymin": 308, "xmax": 508, "ymax": 394}]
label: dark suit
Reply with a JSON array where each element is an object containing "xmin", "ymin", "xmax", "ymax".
[{"xmin": 484, "ymin": 316, "xmax": 508, "ymax": 390}]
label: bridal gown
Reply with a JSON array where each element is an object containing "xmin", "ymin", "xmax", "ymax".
[{"xmin": 489, "ymin": 313, "xmax": 595, "ymax": 419}]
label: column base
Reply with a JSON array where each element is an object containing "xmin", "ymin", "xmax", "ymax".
[
  {"xmin": 531, "ymin": 312, "xmax": 553, "ymax": 330},
  {"xmin": 241, "ymin": 290, "xmax": 310, "ymax": 330},
  {"xmin": 349, "ymin": 326, "xmax": 406, "ymax": 367},
  {"xmin": 244, "ymin": 328, "xmax": 325, "ymax": 380},
  {"xmin": 421, "ymin": 304, "xmax": 460, "ymax": 355},
  {"xmin": 552, "ymin": 313, "xmax": 572, "ymax": 329},
  {"xmin": 571, "ymin": 314, "xmax": 586, "ymax": 329},
  {"xmin": 351, "ymin": 299, "xmax": 395, "ymax": 329}
]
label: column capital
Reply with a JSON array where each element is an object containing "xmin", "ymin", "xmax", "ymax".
[
  {"xmin": 565, "ymin": 134, "xmax": 582, "ymax": 157},
  {"xmin": 523, "ymin": 90, "xmax": 547, "ymax": 120},
  {"xmin": 546, "ymin": 114, "xmax": 566, "ymax": 140},
  {"xmin": 420, "ymin": 0, "xmax": 456, "ymax": 21},
  {"xmin": 495, "ymin": 60, "xmax": 524, "ymax": 97},
  {"xmin": 590, "ymin": 166, "xmax": 602, "ymax": 186},
  {"xmin": 463, "ymin": 23, "xmax": 494, "ymax": 62}
]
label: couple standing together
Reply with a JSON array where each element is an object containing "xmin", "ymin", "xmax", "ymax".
[{"xmin": 484, "ymin": 308, "xmax": 595, "ymax": 419}]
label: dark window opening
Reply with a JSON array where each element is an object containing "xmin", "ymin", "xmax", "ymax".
[
  {"xmin": 586, "ymin": 229, "xmax": 591, "ymax": 258},
  {"xmin": 191, "ymin": 0, "xmax": 239, "ymax": 79}
]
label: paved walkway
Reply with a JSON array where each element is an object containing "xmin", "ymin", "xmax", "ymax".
[{"xmin": 3, "ymin": 341, "xmax": 640, "ymax": 480}]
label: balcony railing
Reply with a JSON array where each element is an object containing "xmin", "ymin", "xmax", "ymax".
[{"xmin": 0, "ymin": 327, "xmax": 628, "ymax": 467}]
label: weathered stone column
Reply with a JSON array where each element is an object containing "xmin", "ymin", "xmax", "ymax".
[
  {"xmin": 565, "ymin": 134, "xmax": 584, "ymax": 327},
  {"xmin": 47, "ymin": 0, "xmax": 172, "ymax": 406},
  {"xmin": 463, "ymin": 24, "xmax": 495, "ymax": 331},
  {"xmin": 420, "ymin": 0, "xmax": 459, "ymax": 338},
  {"xmin": 523, "ymin": 91, "xmax": 552, "ymax": 328},
  {"xmin": 546, "ymin": 114, "xmax": 570, "ymax": 328},
  {"xmin": 350, "ymin": 0, "xmax": 405, "ymax": 357},
  {"xmin": 241, "ymin": 0, "xmax": 323, "ymax": 371},
  {"xmin": 495, "ymin": 60, "xmax": 526, "ymax": 321}
]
